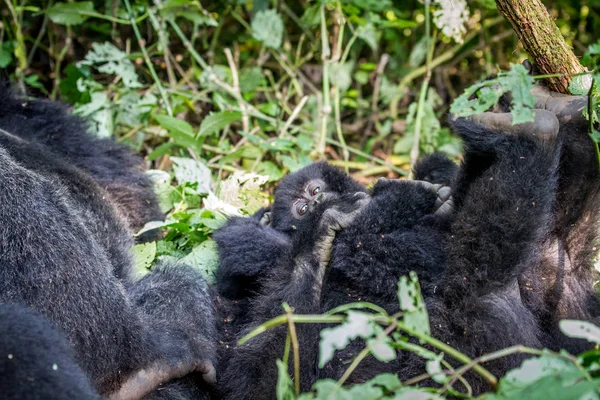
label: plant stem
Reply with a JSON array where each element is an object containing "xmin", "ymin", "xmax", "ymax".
[
  {"xmin": 123, "ymin": 0, "xmax": 172, "ymax": 116},
  {"xmin": 284, "ymin": 304, "xmax": 301, "ymax": 396},
  {"xmin": 318, "ymin": 5, "xmax": 332, "ymax": 157}
]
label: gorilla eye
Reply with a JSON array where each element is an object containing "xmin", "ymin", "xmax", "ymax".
[
  {"xmin": 312, "ymin": 186, "xmax": 321, "ymax": 196},
  {"xmin": 297, "ymin": 203, "xmax": 308, "ymax": 216}
]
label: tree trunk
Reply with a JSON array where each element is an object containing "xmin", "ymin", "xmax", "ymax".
[{"xmin": 495, "ymin": 0, "xmax": 584, "ymax": 94}]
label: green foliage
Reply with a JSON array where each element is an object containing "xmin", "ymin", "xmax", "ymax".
[{"xmin": 450, "ymin": 63, "xmax": 535, "ymax": 124}]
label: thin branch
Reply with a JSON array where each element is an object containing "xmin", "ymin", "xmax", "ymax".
[{"xmin": 225, "ymin": 48, "xmax": 249, "ymax": 132}]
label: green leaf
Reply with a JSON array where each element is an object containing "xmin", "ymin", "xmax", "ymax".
[
  {"xmin": 500, "ymin": 63, "xmax": 535, "ymax": 124},
  {"xmin": 356, "ymin": 23, "xmax": 378, "ymax": 51},
  {"xmin": 252, "ymin": 9, "xmax": 284, "ymax": 49},
  {"xmin": 132, "ymin": 242, "xmax": 157, "ymax": 277},
  {"xmin": 146, "ymin": 169, "xmax": 178, "ymax": 213},
  {"xmin": 160, "ymin": 0, "xmax": 218, "ymax": 26},
  {"xmin": 0, "ymin": 42, "xmax": 13, "ymax": 68},
  {"xmin": 312, "ymin": 380, "xmax": 351, "ymax": 400},
  {"xmin": 78, "ymin": 42, "xmax": 141, "ymax": 88},
  {"xmin": 366, "ymin": 334, "xmax": 396, "ymax": 362},
  {"xmin": 180, "ymin": 240, "xmax": 219, "ymax": 284},
  {"xmin": 153, "ymin": 115, "xmax": 202, "ymax": 153},
  {"xmin": 319, "ymin": 311, "xmax": 374, "ymax": 368},
  {"xmin": 170, "ymin": 157, "xmax": 213, "ymax": 194},
  {"xmin": 275, "ymin": 360, "xmax": 295, "ymax": 400},
  {"xmin": 300, "ymin": 5, "xmax": 320, "ymax": 27},
  {"xmin": 198, "ymin": 111, "xmax": 242, "ymax": 137},
  {"xmin": 425, "ymin": 355, "xmax": 448, "ymax": 384},
  {"xmin": 48, "ymin": 1, "xmax": 94, "ymax": 26},
  {"xmin": 348, "ymin": 0, "xmax": 392, "ymax": 12},
  {"xmin": 398, "ymin": 272, "xmax": 430, "ymax": 336},
  {"xmin": 494, "ymin": 353, "xmax": 600, "ymax": 400},
  {"xmin": 559, "ymin": 320, "xmax": 600, "ymax": 344}
]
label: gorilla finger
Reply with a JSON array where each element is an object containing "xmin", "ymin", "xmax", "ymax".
[
  {"xmin": 434, "ymin": 197, "xmax": 455, "ymax": 217},
  {"xmin": 471, "ymin": 111, "xmax": 559, "ymax": 139},
  {"xmin": 197, "ymin": 360, "xmax": 217, "ymax": 385}
]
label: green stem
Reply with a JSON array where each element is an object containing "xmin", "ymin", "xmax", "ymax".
[
  {"xmin": 319, "ymin": 5, "xmax": 332, "ymax": 157},
  {"xmin": 586, "ymin": 78, "xmax": 600, "ymax": 168},
  {"xmin": 397, "ymin": 321, "xmax": 498, "ymax": 389},
  {"xmin": 5, "ymin": 0, "xmax": 27, "ymax": 89},
  {"xmin": 122, "ymin": 0, "xmax": 172, "ymax": 115},
  {"xmin": 284, "ymin": 304, "xmax": 301, "ymax": 396}
]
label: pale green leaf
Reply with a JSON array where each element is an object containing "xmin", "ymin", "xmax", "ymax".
[
  {"xmin": 180, "ymin": 240, "xmax": 219, "ymax": 284},
  {"xmin": 319, "ymin": 311, "xmax": 374, "ymax": 368},
  {"xmin": 170, "ymin": 157, "xmax": 212, "ymax": 194},
  {"xmin": 132, "ymin": 242, "xmax": 157, "ymax": 277},
  {"xmin": 198, "ymin": 111, "xmax": 242, "ymax": 137},
  {"xmin": 48, "ymin": 1, "xmax": 94, "ymax": 26},
  {"xmin": 252, "ymin": 10, "xmax": 284, "ymax": 49},
  {"xmin": 357, "ymin": 23, "xmax": 378, "ymax": 51},
  {"xmin": 559, "ymin": 320, "xmax": 600, "ymax": 344},
  {"xmin": 398, "ymin": 272, "xmax": 430, "ymax": 336}
]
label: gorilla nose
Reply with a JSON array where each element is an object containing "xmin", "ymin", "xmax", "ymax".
[{"xmin": 311, "ymin": 193, "xmax": 324, "ymax": 206}]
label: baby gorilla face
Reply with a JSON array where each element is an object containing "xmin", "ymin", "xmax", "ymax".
[
  {"xmin": 270, "ymin": 163, "xmax": 368, "ymax": 235},
  {"xmin": 291, "ymin": 178, "xmax": 326, "ymax": 219}
]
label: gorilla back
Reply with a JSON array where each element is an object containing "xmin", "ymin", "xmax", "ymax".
[{"xmin": 0, "ymin": 87, "xmax": 217, "ymax": 398}]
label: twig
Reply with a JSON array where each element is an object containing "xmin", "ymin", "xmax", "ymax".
[
  {"xmin": 408, "ymin": 2, "xmax": 435, "ymax": 178},
  {"xmin": 364, "ymin": 53, "xmax": 390, "ymax": 135},
  {"xmin": 283, "ymin": 304, "xmax": 301, "ymax": 396},
  {"xmin": 225, "ymin": 48, "xmax": 249, "ymax": 132},
  {"xmin": 334, "ymin": 323, "xmax": 398, "ymax": 392},
  {"xmin": 318, "ymin": 5, "xmax": 332, "ymax": 157},
  {"xmin": 123, "ymin": 0, "xmax": 172, "ymax": 116},
  {"xmin": 279, "ymin": 96, "xmax": 309, "ymax": 138},
  {"xmin": 148, "ymin": 5, "xmax": 176, "ymax": 88}
]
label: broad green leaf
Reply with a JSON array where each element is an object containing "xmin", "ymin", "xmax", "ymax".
[
  {"xmin": 319, "ymin": 311, "xmax": 374, "ymax": 368},
  {"xmin": 560, "ymin": 320, "xmax": 600, "ymax": 344},
  {"xmin": 48, "ymin": 1, "xmax": 94, "ymax": 26},
  {"xmin": 132, "ymin": 242, "xmax": 157, "ymax": 277},
  {"xmin": 153, "ymin": 115, "xmax": 201, "ymax": 153},
  {"xmin": 180, "ymin": 240, "xmax": 219, "ymax": 284},
  {"xmin": 398, "ymin": 272, "xmax": 430, "ymax": 336},
  {"xmin": 252, "ymin": 10, "xmax": 284, "ymax": 49},
  {"xmin": 493, "ymin": 353, "xmax": 600, "ymax": 400},
  {"xmin": 198, "ymin": 111, "xmax": 242, "ymax": 137}
]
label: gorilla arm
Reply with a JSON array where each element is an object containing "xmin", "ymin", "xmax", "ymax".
[{"xmin": 218, "ymin": 194, "xmax": 369, "ymax": 400}]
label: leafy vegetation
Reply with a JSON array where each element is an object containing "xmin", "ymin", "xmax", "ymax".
[{"xmin": 2, "ymin": 0, "xmax": 600, "ymax": 398}]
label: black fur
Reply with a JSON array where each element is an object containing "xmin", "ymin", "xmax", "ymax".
[
  {"xmin": 0, "ymin": 84, "xmax": 164, "ymax": 242},
  {"xmin": 215, "ymin": 104, "xmax": 600, "ymax": 398},
  {"xmin": 0, "ymin": 303, "xmax": 100, "ymax": 399},
  {"xmin": 412, "ymin": 151, "xmax": 459, "ymax": 186},
  {"xmin": 0, "ymin": 87, "xmax": 217, "ymax": 398}
]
